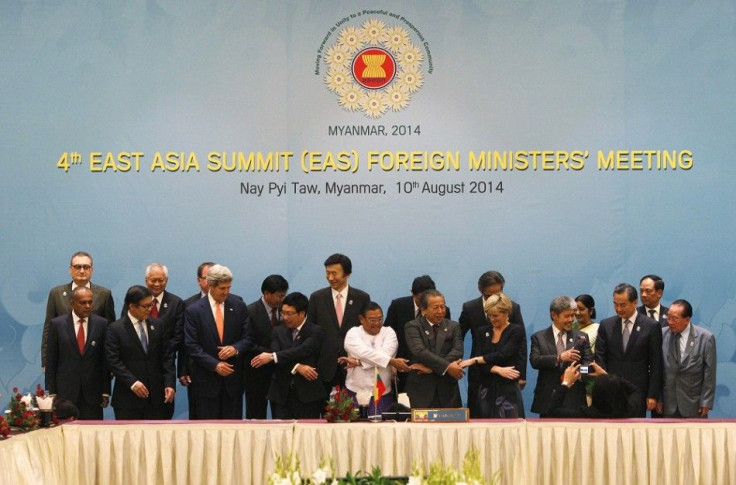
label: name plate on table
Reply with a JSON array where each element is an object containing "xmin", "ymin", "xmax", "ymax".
[{"xmin": 411, "ymin": 408, "xmax": 469, "ymax": 422}]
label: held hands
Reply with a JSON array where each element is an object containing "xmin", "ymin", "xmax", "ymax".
[
  {"xmin": 446, "ymin": 360, "xmax": 465, "ymax": 380},
  {"xmin": 409, "ymin": 362, "xmax": 432, "ymax": 375},
  {"xmin": 179, "ymin": 375, "xmax": 192, "ymax": 386},
  {"xmin": 296, "ymin": 364, "xmax": 319, "ymax": 381},
  {"xmin": 337, "ymin": 356, "xmax": 360, "ymax": 369},
  {"xmin": 101, "ymin": 395, "xmax": 110, "ymax": 408},
  {"xmin": 217, "ymin": 346, "xmax": 238, "ymax": 360},
  {"xmin": 646, "ymin": 398, "xmax": 657, "ymax": 411},
  {"xmin": 215, "ymin": 361, "xmax": 235, "ymax": 376},
  {"xmin": 491, "ymin": 365, "xmax": 520, "ymax": 380},
  {"xmin": 251, "ymin": 352, "xmax": 274, "ymax": 368},
  {"xmin": 164, "ymin": 387, "xmax": 175, "ymax": 403},
  {"xmin": 459, "ymin": 358, "xmax": 478, "ymax": 369},
  {"xmin": 389, "ymin": 357, "xmax": 411, "ymax": 372}
]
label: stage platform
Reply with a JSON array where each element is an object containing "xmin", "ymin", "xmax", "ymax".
[{"xmin": 1, "ymin": 419, "xmax": 734, "ymax": 485}]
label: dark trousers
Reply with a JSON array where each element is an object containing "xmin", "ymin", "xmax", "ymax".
[
  {"xmin": 193, "ymin": 393, "xmax": 243, "ymax": 419},
  {"xmin": 113, "ymin": 405, "xmax": 165, "ymax": 420},
  {"xmin": 272, "ymin": 390, "xmax": 322, "ymax": 419}
]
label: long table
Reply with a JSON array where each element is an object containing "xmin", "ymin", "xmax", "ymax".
[{"xmin": 1, "ymin": 419, "xmax": 734, "ymax": 485}]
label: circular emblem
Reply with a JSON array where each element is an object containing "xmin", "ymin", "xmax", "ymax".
[
  {"xmin": 323, "ymin": 18, "xmax": 425, "ymax": 118},
  {"xmin": 351, "ymin": 47, "xmax": 396, "ymax": 90}
]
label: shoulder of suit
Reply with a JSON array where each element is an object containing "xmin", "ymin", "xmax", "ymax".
[
  {"xmin": 162, "ymin": 290, "xmax": 183, "ymax": 304},
  {"xmin": 348, "ymin": 287, "xmax": 370, "ymax": 299},
  {"xmin": 89, "ymin": 283, "xmax": 112, "ymax": 294}
]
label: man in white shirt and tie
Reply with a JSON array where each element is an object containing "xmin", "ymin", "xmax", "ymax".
[
  {"xmin": 638, "ymin": 274, "xmax": 669, "ymax": 327},
  {"xmin": 595, "ymin": 283, "xmax": 663, "ymax": 417}
]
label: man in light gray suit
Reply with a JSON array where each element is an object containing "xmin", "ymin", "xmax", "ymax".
[
  {"xmin": 657, "ymin": 299, "xmax": 716, "ymax": 418},
  {"xmin": 404, "ymin": 290, "xmax": 464, "ymax": 408}
]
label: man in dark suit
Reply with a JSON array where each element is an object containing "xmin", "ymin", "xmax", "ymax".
[
  {"xmin": 657, "ymin": 299, "xmax": 717, "ymax": 418},
  {"xmin": 45, "ymin": 287, "xmax": 111, "ymax": 419},
  {"xmin": 183, "ymin": 261, "xmax": 216, "ymax": 307},
  {"xmin": 120, "ymin": 263, "xmax": 185, "ymax": 419},
  {"xmin": 595, "ymin": 283, "xmax": 663, "ymax": 417},
  {"xmin": 105, "ymin": 285, "xmax": 176, "ymax": 419},
  {"xmin": 459, "ymin": 270, "xmax": 526, "ymax": 416},
  {"xmin": 530, "ymin": 295, "xmax": 593, "ymax": 416},
  {"xmin": 42, "ymin": 251, "xmax": 116, "ymax": 369},
  {"xmin": 404, "ymin": 290, "xmax": 464, "ymax": 408},
  {"xmin": 307, "ymin": 253, "xmax": 370, "ymax": 392},
  {"xmin": 243, "ymin": 274, "xmax": 288, "ymax": 419},
  {"xmin": 251, "ymin": 292, "xmax": 327, "ymax": 418},
  {"xmin": 638, "ymin": 274, "xmax": 669, "ymax": 327},
  {"xmin": 384, "ymin": 275, "xmax": 451, "ymax": 393},
  {"xmin": 184, "ymin": 264, "xmax": 255, "ymax": 419}
]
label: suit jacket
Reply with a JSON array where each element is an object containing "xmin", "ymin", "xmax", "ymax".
[
  {"xmin": 595, "ymin": 313, "xmax": 663, "ymax": 415},
  {"xmin": 459, "ymin": 297, "xmax": 526, "ymax": 380},
  {"xmin": 530, "ymin": 327, "xmax": 593, "ymax": 415},
  {"xmin": 404, "ymin": 317, "xmax": 463, "ymax": 408},
  {"xmin": 384, "ymin": 295, "xmax": 451, "ymax": 361},
  {"xmin": 661, "ymin": 324, "xmax": 716, "ymax": 417},
  {"xmin": 268, "ymin": 321, "xmax": 327, "ymax": 405},
  {"xmin": 638, "ymin": 304, "xmax": 670, "ymax": 327},
  {"xmin": 307, "ymin": 286, "xmax": 370, "ymax": 384},
  {"xmin": 184, "ymin": 295, "xmax": 255, "ymax": 398},
  {"xmin": 42, "ymin": 282, "xmax": 115, "ymax": 367},
  {"xmin": 105, "ymin": 315, "xmax": 175, "ymax": 412},
  {"xmin": 548, "ymin": 381, "xmax": 641, "ymax": 418},
  {"xmin": 244, "ymin": 299, "xmax": 280, "ymax": 392},
  {"xmin": 45, "ymin": 313, "xmax": 111, "ymax": 406}
]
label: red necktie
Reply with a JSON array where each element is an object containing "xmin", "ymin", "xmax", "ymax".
[
  {"xmin": 151, "ymin": 299, "xmax": 159, "ymax": 318},
  {"xmin": 270, "ymin": 308, "xmax": 278, "ymax": 327},
  {"xmin": 77, "ymin": 319, "xmax": 86, "ymax": 354}
]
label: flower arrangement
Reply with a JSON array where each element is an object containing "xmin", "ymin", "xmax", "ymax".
[
  {"xmin": 6, "ymin": 387, "xmax": 39, "ymax": 431},
  {"xmin": 324, "ymin": 386, "xmax": 359, "ymax": 423},
  {"xmin": 267, "ymin": 450, "xmax": 500, "ymax": 485},
  {"xmin": 0, "ymin": 416, "xmax": 10, "ymax": 438}
]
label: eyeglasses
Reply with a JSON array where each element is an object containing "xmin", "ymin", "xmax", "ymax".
[
  {"xmin": 281, "ymin": 310, "xmax": 299, "ymax": 317},
  {"xmin": 135, "ymin": 302, "xmax": 153, "ymax": 310},
  {"xmin": 71, "ymin": 264, "xmax": 92, "ymax": 271},
  {"xmin": 364, "ymin": 317, "xmax": 383, "ymax": 324}
]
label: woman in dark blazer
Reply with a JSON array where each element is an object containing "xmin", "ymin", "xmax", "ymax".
[{"xmin": 460, "ymin": 293, "xmax": 525, "ymax": 418}]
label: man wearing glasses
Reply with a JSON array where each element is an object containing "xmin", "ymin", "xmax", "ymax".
[
  {"xmin": 42, "ymin": 251, "xmax": 116, "ymax": 370},
  {"xmin": 106, "ymin": 285, "xmax": 176, "ymax": 419}
]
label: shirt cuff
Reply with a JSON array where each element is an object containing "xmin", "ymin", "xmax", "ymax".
[
  {"xmin": 291, "ymin": 363, "xmax": 299, "ymax": 375},
  {"xmin": 272, "ymin": 352, "xmax": 278, "ymax": 364}
]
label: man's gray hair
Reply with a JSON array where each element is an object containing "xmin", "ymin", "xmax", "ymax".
[
  {"xmin": 549, "ymin": 295, "xmax": 576, "ymax": 315},
  {"xmin": 206, "ymin": 264, "xmax": 233, "ymax": 288},
  {"xmin": 145, "ymin": 262, "xmax": 168, "ymax": 278}
]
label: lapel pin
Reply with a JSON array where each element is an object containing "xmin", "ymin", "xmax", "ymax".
[
  {"xmin": 163, "ymin": 303, "xmax": 168, "ymax": 309},
  {"xmin": 689, "ymin": 341, "xmax": 694, "ymax": 347},
  {"xmin": 150, "ymin": 326, "xmax": 155, "ymax": 331},
  {"xmin": 443, "ymin": 328, "xmax": 447, "ymax": 332},
  {"xmin": 485, "ymin": 332, "xmax": 490, "ymax": 337},
  {"xmin": 62, "ymin": 291, "xmax": 67, "ymax": 296},
  {"xmin": 91, "ymin": 341, "xmax": 96, "ymax": 346},
  {"xmin": 636, "ymin": 326, "xmax": 641, "ymax": 332},
  {"xmin": 424, "ymin": 330, "xmax": 430, "ymax": 336},
  {"xmin": 229, "ymin": 307, "xmax": 233, "ymax": 312},
  {"xmin": 349, "ymin": 299, "xmax": 353, "ymax": 305}
]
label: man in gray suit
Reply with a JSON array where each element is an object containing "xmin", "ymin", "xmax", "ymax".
[
  {"xmin": 404, "ymin": 290, "xmax": 464, "ymax": 408},
  {"xmin": 657, "ymin": 299, "xmax": 716, "ymax": 418},
  {"xmin": 42, "ymin": 251, "xmax": 116, "ymax": 369}
]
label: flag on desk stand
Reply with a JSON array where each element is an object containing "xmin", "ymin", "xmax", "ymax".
[{"xmin": 373, "ymin": 367, "xmax": 386, "ymax": 416}]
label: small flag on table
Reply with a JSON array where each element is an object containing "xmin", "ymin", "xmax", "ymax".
[{"xmin": 374, "ymin": 367, "xmax": 386, "ymax": 406}]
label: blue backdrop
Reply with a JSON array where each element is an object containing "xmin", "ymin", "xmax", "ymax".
[{"xmin": 2, "ymin": 1, "xmax": 735, "ymax": 417}]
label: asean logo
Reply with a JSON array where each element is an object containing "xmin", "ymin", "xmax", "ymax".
[{"xmin": 324, "ymin": 18, "xmax": 424, "ymax": 118}]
